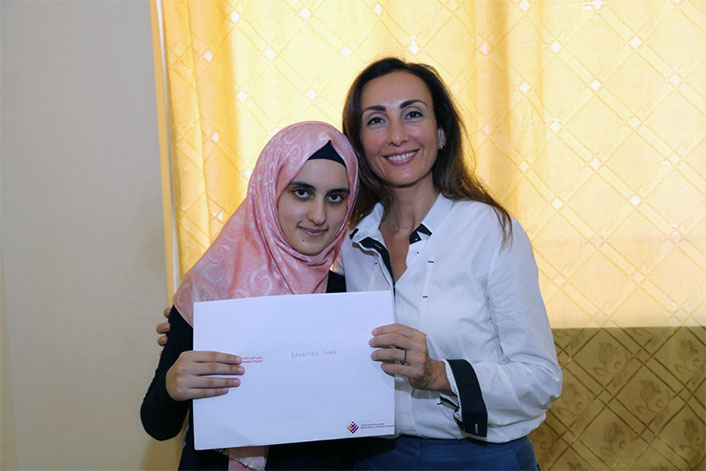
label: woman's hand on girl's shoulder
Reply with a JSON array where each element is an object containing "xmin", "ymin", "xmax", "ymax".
[
  {"xmin": 166, "ymin": 350, "xmax": 244, "ymax": 401},
  {"xmin": 156, "ymin": 307, "xmax": 170, "ymax": 346}
]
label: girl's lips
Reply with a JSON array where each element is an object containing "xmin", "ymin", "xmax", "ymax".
[
  {"xmin": 384, "ymin": 150, "xmax": 417, "ymax": 164},
  {"xmin": 299, "ymin": 227, "xmax": 327, "ymax": 237}
]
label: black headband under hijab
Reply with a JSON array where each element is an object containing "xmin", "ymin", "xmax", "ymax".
[{"xmin": 308, "ymin": 140, "xmax": 346, "ymax": 167}]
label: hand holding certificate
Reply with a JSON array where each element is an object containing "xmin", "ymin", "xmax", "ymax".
[{"xmin": 193, "ymin": 290, "xmax": 395, "ymax": 450}]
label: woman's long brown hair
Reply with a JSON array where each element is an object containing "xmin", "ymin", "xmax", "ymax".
[{"xmin": 342, "ymin": 57, "xmax": 512, "ymax": 243}]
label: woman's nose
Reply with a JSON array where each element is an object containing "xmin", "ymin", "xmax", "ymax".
[
  {"xmin": 388, "ymin": 119, "xmax": 407, "ymax": 145},
  {"xmin": 307, "ymin": 199, "xmax": 326, "ymax": 225}
]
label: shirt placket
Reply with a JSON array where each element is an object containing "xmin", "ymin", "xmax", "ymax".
[{"xmin": 397, "ymin": 230, "xmax": 437, "ymax": 436}]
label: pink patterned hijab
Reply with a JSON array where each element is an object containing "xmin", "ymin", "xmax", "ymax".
[{"xmin": 173, "ymin": 121, "xmax": 358, "ymax": 325}]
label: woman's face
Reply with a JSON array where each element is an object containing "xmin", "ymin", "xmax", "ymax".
[
  {"xmin": 359, "ymin": 71, "xmax": 445, "ymax": 189},
  {"xmin": 277, "ymin": 159, "xmax": 350, "ymax": 255}
]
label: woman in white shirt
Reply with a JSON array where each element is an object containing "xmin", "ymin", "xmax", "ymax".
[{"xmin": 338, "ymin": 57, "xmax": 562, "ymax": 470}]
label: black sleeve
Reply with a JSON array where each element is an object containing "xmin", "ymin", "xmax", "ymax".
[
  {"xmin": 326, "ymin": 270, "xmax": 346, "ymax": 293},
  {"xmin": 140, "ymin": 305, "xmax": 192, "ymax": 440}
]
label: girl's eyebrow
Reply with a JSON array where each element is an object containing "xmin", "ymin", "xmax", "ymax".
[
  {"xmin": 288, "ymin": 182, "xmax": 350, "ymax": 195},
  {"xmin": 287, "ymin": 181, "xmax": 315, "ymax": 191},
  {"xmin": 362, "ymin": 99, "xmax": 427, "ymax": 113}
]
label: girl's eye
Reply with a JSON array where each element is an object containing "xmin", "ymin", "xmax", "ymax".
[
  {"xmin": 327, "ymin": 193, "xmax": 345, "ymax": 203},
  {"xmin": 293, "ymin": 188, "xmax": 310, "ymax": 199}
]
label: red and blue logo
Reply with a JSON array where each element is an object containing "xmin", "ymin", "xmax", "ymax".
[{"xmin": 347, "ymin": 421, "xmax": 359, "ymax": 434}]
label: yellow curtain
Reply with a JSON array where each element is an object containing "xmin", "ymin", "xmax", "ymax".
[
  {"xmin": 158, "ymin": 2, "xmax": 705, "ymax": 468},
  {"xmin": 162, "ymin": 0, "xmax": 705, "ymax": 328}
]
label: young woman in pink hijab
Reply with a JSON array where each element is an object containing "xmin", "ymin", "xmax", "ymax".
[{"xmin": 141, "ymin": 121, "xmax": 358, "ymax": 470}]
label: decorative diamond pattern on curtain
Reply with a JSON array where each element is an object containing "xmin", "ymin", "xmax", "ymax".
[{"xmin": 161, "ymin": 0, "xmax": 704, "ymax": 328}]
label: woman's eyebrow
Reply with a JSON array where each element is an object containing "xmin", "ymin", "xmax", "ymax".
[
  {"xmin": 362, "ymin": 104, "xmax": 386, "ymax": 113},
  {"xmin": 401, "ymin": 99, "xmax": 426, "ymax": 108},
  {"xmin": 362, "ymin": 99, "xmax": 426, "ymax": 113}
]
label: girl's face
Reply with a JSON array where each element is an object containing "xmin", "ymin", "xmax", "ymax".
[
  {"xmin": 277, "ymin": 159, "xmax": 350, "ymax": 255},
  {"xmin": 358, "ymin": 71, "xmax": 445, "ymax": 189}
]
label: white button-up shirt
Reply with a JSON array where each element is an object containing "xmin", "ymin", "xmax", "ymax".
[{"xmin": 336, "ymin": 195, "xmax": 562, "ymax": 443}]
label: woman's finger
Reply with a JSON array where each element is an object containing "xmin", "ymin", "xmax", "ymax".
[
  {"xmin": 371, "ymin": 347, "xmax": 409, "ymax": 364},
  {"xmin": 183, "ymin": 351, "xmax": 242, "ymax": 365},
  {"xmin": 372, "ymin": 323, "xmax": 420, "ymax": 337},
  {"xmin": 188, "ymin": 375, "xmax": 241, "ymax": 390},
  {"xmin": 172, "ymin": 353, "xmax": 243, "ymax": 378},
  {"xmin": 368, "ymin": 333, "xmax": 414, "ymax": 350},
  {"xmin": 189, "ymin": 386, "xmax": 230, "ymax": 399},
  {"xmin": 189, "ymin": 362, "xmax": 245, "ymax": 377},
  {"xmin": 156, "ymin": 308, "xmax": 171, "ymax": 347},
  {"xmin": 156, "ymin": 321, "xmax": 170, "ymax": 335},
  {"xmin": 167, "ymin": 351, "xmax": 244, "ymax": 401},
  {"xmin": 171, "ymin": 380, "xmax": 236, "ymax": 401},
  {"xmin": 379, "ymin": 361, "xmax": 410, "ymax": 376}
]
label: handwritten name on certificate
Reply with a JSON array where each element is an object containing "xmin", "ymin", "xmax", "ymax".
[{"xmin": 192, "ymin": 291, "xmax": 395, "ymax": 450}]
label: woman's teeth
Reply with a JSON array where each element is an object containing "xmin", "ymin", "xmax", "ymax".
[{"xmin": 386, "ymin": 151, "xmax": 415, "ymax": 162}]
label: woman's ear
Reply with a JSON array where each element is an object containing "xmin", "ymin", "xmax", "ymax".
[{"xmin": 437, "ymin": 129, "xmax": 447, "ymax": 150}]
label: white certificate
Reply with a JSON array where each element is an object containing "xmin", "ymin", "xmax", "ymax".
[{"xmin": 192, "ymin": 291, "xmax": 395, "ymax": 450}]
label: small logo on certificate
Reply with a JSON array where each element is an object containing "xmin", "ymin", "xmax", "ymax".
[
  {"xmin": 347, "ymin": 422, "xmax": 359, "ymax": 434},
  {"xmin": 240, "ymin": 355, "xmax": 264, "ymax": 364}
]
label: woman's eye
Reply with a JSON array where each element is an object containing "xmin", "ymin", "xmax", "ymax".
[
  {"xmin": 327, "ymin": 193, "xmax": 345, "ymax": 203},
  {"xmin": 405, "ymin": 110, "xmax": 422, "ymax": 119},
  {"xmin": 366, "ymin": 116, "xmax": 384, "ymax": 126},
  {"xmin": 293, "ymin": 188, "xmax": 310, "ymax": 199}
]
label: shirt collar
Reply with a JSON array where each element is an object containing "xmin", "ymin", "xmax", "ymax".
[
  {"xmin": 350, "ymin": 194, "xmax": 454, "ymax": 243},
  {"xmin": 418, "ymin": 193, "xmax": 453, "ymax": 235}
]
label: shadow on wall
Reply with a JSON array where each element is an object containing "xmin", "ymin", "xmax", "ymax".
[{"xmin": 531, "ymin": 326, "xmax": 705, "ymax": 470}]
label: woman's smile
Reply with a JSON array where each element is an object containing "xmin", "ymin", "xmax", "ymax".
[
  {"xmin": 384, "ymin": 149, "xmax": 418, "ymax": 163},
  {"xmin": 359, "ymin": 71, "xmax": 444, "ymax": 190}
]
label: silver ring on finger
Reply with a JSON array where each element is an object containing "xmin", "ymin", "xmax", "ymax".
[{"xmin": 401, "ymin": 349, "xmax": 407, "ymax": 365}]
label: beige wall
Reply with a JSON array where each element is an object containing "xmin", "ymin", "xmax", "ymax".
[{"xmin": 1, "ymin": 0, "xmax": 179, "ymax": 468}]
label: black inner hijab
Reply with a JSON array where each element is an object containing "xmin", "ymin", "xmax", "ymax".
[{"xmin": 308, "ymin": 140, "xmax": 346, "ymax": 167}]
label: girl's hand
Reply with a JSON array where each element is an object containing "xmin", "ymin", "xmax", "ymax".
[
  {"xmin": 369, "ymin": 323, "xmax": 451, "ymax": 394},
  {"xmin": 156, "ymin": 307, "xmax": 171, "ymax": 346},
  {"xmin": 166, "ymin": 351, "xmax": 244, "ymax": 401}
]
